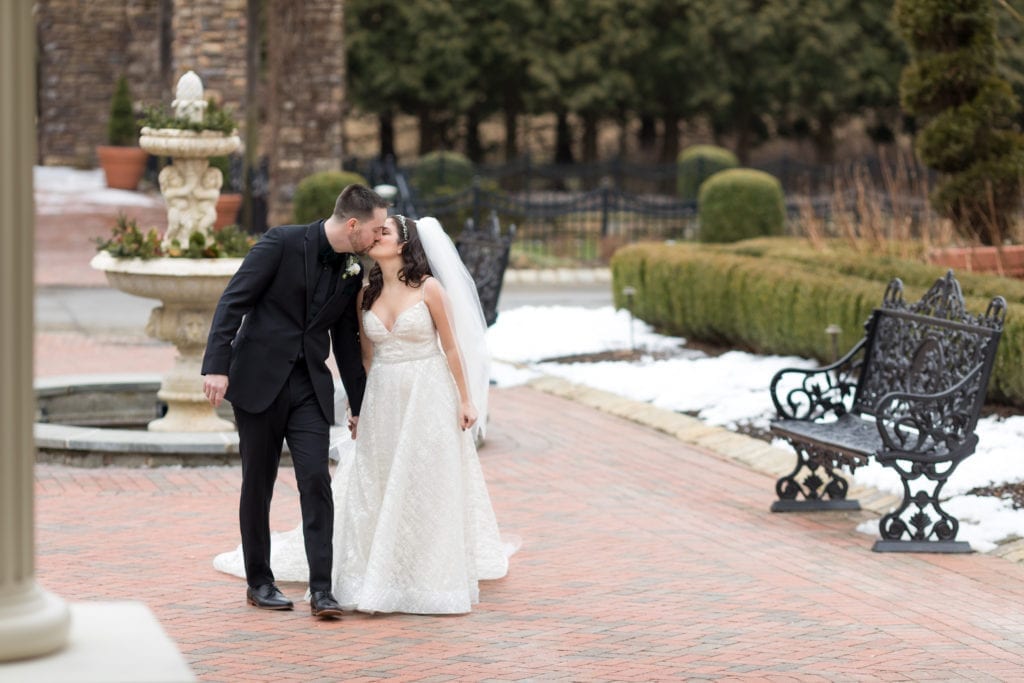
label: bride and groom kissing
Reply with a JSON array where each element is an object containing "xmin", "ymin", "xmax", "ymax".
[{"xmin": 201, "ymin": 184, "xmax": 510, "ymax": 618}]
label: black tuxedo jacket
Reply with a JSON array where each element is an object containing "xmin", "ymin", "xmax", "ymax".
[{"xmin": 201, "ymin": 221, "xmax": 366, "ymax": 423}]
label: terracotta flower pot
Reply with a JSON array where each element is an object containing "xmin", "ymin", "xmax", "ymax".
[
  {"xmin": 96, "ymin": 145, "xmax": 149, "ymax": 191},
  {"xmin": 214, "ymin": 193, "xmax": 243, "ymax": 229}
]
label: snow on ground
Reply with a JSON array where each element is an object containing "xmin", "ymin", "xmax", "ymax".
[{"xmin": 34, "ymin": 166, "xmax": 161, "ymax": 215}]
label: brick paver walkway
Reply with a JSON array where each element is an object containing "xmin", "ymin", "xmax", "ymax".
[
  {"xmin": 27, "ymin": 198, "xmax": 1024, "ymax": 680},
  {"xmin": 32, "ymin": 386, "xmax": 1024, "ymax": 680}
]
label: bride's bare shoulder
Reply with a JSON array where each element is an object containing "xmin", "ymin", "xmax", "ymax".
[
  {"xmin": 421, "ymin": 276, "xmax": 447, "ymax": 307},
  {"xmin": 419, "ymin": 275, "xmax": 441, "ymax": 292}
]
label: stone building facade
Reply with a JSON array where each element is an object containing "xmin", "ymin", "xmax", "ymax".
[
  {"xmin": 34, "ymin": 0, "xmax": 345, "ymax": 223},
  {"xmin": 265, "ymin": 0, "xmax": 346, "ymax": 223}
]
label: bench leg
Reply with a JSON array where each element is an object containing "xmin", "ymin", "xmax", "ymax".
[
  {"xmin": 873, "ymin": 458, "xmax": 971, "ymax": 553},
  {"xmin": 771, "ymin": 440, "xmax": 860, "ymax": 512}
]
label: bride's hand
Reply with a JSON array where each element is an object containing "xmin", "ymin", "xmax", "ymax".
[{"xmin": 460, "ymin": 401, "xmax": 477, "ymax": 431}]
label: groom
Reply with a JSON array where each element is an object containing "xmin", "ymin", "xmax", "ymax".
[{"xmin": 201, "ymin": 184, "xmax": 388, "ymax": 618}]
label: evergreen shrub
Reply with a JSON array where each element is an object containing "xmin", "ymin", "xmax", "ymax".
[
  {"xmin": 896, "ymin": 0, "xmax": 1024, "ymax": 244},
  {"xmin": 411, "ymin": 151, "xmax": 475, "ymax": 197},
  {"xmin": 697, "ymin": 169, "xmax": 785, "ymax": 243},
  {"xmin": 676, "ymin": 145, "xmax": 738, "ymax": 201},
  {"xmin": 292, "ymin": 171, "xmax": 369, "ymax": 225},
  {"xmin": 108, "ymin": 76, "xmax": 138, "ymax": 147}
]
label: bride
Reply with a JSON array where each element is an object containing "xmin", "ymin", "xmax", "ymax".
[{"xmin": 215, "ymin": 215, "xmax": 511, "ymax": 614}]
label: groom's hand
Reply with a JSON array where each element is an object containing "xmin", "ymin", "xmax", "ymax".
[
  {"xmin": 347, "ymin": 415, "xmax": 359, "ymax": 439},
  {"xmin": 203, "ymin": 374, "xmax": 229, "ymax": 407}
]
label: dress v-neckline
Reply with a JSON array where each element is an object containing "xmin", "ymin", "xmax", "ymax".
[{"xmin": 368, "ymin": 300, "xmax": 425, "ymax": 334}]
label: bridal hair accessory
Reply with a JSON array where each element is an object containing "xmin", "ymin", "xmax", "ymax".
[
  {"xmin": 395, "ymin": 214, "xmax": 409, "ymax": 241},
  {"xmin": 415, "ymin": 217, "xmax": 490, "ymax": 440}
]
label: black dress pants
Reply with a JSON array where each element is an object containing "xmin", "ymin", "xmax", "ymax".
[{"xmin": 233, "ymin": 361, "xmax": 333, "ymax": 592}]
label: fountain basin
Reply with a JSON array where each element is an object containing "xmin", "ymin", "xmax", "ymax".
[
  {"xmin": 35, "ymin": 374, "xmax": 239, "ymax": 467},
  {"xmin": 90, "ymin": 251, "xmax": 243, "ymax": 300},
  {"xmin": 35, "ymin": 375, "xmax": 349, "ymax": 467},
  {"xmin": 139, "ymin": 127, "xmax": 241, "ymax": 159}
]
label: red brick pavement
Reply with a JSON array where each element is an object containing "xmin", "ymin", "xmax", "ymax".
[
  {"xmin": 35, "ymin": 331, "xmax": 176, "ymax": 377},
  {"xmin": 32, "ymin": 387, "xmax": 1024, "ymax": 681}
]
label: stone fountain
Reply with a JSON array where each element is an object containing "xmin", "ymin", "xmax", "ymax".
[{"xmin": 90, "ymin": 71, "xmax": 241, "ymax": 432}]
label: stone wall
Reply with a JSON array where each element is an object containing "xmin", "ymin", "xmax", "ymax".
[
  {"xmin": 36, "ymin": 0, "xmax": 167, "ymax": 166},
  {"xmin": 170, "ymin": 0, "xmax": 247, "ymax": 117},
  {"xmin": 265, "ymin": 0, "xmax": 346, "ymax": 224}
]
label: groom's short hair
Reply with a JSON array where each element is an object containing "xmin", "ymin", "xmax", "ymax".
[{"xmin": 334, "ymin": 184, "xmax": 388, "ymax": 220}]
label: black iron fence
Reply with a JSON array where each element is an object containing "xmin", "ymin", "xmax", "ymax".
[
  {"xmin": 396, "ymin": 183, "xmax": 699, "ymax": 265},
  {"xmin": 391, "ymin": 180, "xmax": 937, "ymax": 264}
]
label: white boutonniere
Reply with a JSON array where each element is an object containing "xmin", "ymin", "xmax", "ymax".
[{"xmin": 342, "ymin": 254, "xmax": 362, "ymax": 279}]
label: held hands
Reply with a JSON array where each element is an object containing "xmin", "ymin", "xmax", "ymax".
[
  {"xmin": 203, "ymin": 374, "xmax": 229, "ymax": 407},
  {"xmin": 348, "ymin": 415, "xmax": 359, "ymax": 439},
  {"xmin": 460, "ymin": 400, "xmax": 478, "ymax": 431}
]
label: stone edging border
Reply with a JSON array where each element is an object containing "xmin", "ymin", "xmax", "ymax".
[{"xmin": 524, "ymin": 374, "xmax": 1024, "ymax": 563}]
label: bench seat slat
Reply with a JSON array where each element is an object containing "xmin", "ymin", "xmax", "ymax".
[{"xmin": 770, "ymin": 414, "xmax": 880, "ymax": 461}]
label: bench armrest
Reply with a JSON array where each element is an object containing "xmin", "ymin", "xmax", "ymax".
[
  {"xmin": 770, "ymin": 338, "xmax": 866, "ymax": 421},
  {"xmin": 874, "ymin": 365, "xmax": 985, "ymax": 463}
]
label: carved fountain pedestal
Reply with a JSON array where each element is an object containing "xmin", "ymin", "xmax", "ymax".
[
  {"xmin": 90, "ymin": 252, "xmax": 241, "ymax": 432},
  {"xmin": 91, "ymin": 71, "xmax": 243, "ymax": 432}
]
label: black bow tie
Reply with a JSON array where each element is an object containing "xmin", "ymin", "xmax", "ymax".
[{"xmin": 319, "ymin": 245, "xmax": 345, "ymax": 269}]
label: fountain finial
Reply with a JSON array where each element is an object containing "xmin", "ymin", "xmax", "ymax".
[{"xmin": 172, "ymin": 70, "xmax": 206, "ymax": 123}]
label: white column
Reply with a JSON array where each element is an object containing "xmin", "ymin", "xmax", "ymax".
[{"xmin": 0, "ymin": 0, "xmax": 71, "ymax": 661}]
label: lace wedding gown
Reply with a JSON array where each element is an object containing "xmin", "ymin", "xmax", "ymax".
[{"xmin": 214, "ymin": 297, "xmax": 511, "ymax": 614}]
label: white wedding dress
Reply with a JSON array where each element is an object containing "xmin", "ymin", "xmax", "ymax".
[{"xmin": 214, "ymin": 292, "xmax": 511, "ymax": 614}]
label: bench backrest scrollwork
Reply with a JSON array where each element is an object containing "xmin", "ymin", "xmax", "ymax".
[
  {"xmin": 455, "ymin": 211, "xmax": 515, "ymax": 328},
  {"xmin": 852, "ymin": 271, "xmax": 1006, "ymax": 429}
]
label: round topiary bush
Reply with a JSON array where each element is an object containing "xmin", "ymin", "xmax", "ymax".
[
  {"xmin": 697, "ymin": 169, "xmax": 785, "ymax": 243},
  {"xmin": 676, "ymin": 145, "xmax": 739, "ymax": 201},
  {"xmin": 411, "ymin": 151, "xmax": 475, "ymax": 197},
  {"xmin": 291, "ymin": 170, "xmax": 368, "ymax": 224}
]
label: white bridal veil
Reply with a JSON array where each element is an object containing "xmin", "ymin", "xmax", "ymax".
[{"xmin": 415, "ymin": 216, "xmax": 490, "ymax": 440}]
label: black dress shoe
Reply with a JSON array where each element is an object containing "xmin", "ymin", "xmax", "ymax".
[
  {"xmin": 246, "ymin": 583, "xmax": 294, "ymax": 610},
  {"xmin": 310, "ymin": 590, "xmax": 344, "ymax": 619}
]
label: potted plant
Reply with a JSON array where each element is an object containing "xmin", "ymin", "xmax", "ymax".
[
  {"xmin": 96, "ymin": 76, "xmax": 149, "ymax": 190},
  {"xmin": 94, "ymin": 212, "xmax": 255, "ymax": 260},
  {"xmin": 209, "ymin": 152, "xmax": 244, "ymax": 229}
]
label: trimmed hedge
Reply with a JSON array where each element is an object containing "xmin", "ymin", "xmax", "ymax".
[
  {"xmin": 292, "ymin": 170, "xmax": 368, "ymax": 224},
  {"xmin": 676, "ymin": 144, "xmax": 738, "ymax": 201},
  {"xmin": 697, "ymin": 169, "xmax": 785, "ymax": 243},
  {"xmin": 611, "ymin": 240, "xmax": 1024, "ymax": 407},
  {"xmin": 716, "ymin": 237, "xmax": 1024, "ymax": 304}
]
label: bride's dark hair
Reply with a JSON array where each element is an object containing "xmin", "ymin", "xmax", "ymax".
[{"xmin": 362, "ymin": 215, "xmax": 432, "ymax": 310}]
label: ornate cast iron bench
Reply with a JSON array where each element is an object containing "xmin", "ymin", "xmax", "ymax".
[
  {"xmin": 456, "ymin": 211, "xmax": 515, "ymax": 328},
  {"xmin": 768, "ymin": 271, "xmax": 1006, "ymax": 553}
]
